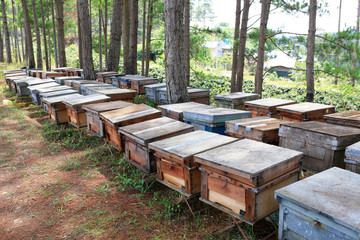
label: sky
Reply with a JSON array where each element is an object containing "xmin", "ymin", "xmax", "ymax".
[{"xmin": 211, "ymin": 0, "xmax": 359, "ymax": 34}]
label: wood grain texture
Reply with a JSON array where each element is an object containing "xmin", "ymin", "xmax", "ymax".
[
  {"xmin": 214, "ymin": 92, "xmax": 259, "ymax": 105},
  {"xmin": 82, "ymin": 100, "xmax": 135, "ymax": 115},
  {"xmin": 324, "ymin": 110, "xmax": 360, "ymax": 128},
  {"xmin": 183, "ymin": 107, "xmax": 251, "ymax": 124}
]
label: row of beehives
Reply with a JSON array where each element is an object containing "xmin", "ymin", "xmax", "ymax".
[{"xmin": 3, "ymin": 68, "xmax": 360, "ymax": 240}]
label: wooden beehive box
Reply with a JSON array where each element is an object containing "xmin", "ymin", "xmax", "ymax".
[
  {"xmin": 43, "ymin": 94, "xmax": 83, "ymax": 124},
  {"xmin": 99, "ymin": 72, "xmax": 124, "ymax": 84},
  {"xmin": 30, "ymin": 85, "xmax": 71, "ymax": 105},
  {"xmin": 27, "ymin": 82, "xmax": 60, "ymax": 99},
  {"xmin": 14, "ymin": 78, "xmax": 41, "ymax": 96},
  {"xmin": 30, "ymin": 70, "xmax": 43, "ymax": 77},
  {"xmin": 119, "ymin": 117, "xmax": 194, "ymax": 173},
  {"xmin": 130, "ymin": 77, "xmax": 158, "ymax": 95},
  {"xmin": 158, "ymin": 102, "xmax": 214, "ymax": 122},
  {"xmin": 195, "ymin": 139, "xmax": 302, "ymax": 224},
  {"xmin": 100, "ymin": 104, "xmax": 161, "ymax": 151},
  {"xmin": 71, "ymin": 80, "xmax": 99, "ymax": 92},
  {"xmin": 279, "ymin": 121, "xmax": 360, "ymax": 172},
  {"xmin": 54, "ymin": 76, "xmax": 82, "ymax": 85},
  {"xmin": 245, "ymin": 98, "xmax": 296, "ymax": 118},
  {"xmin": 113, "ymin": 75, "xmax": 144, "ymax": 89},
  {"xmin": 63, "ymin": 94, "xmax": 111, "ymax": 128},
  {"xmin": 80, "ymin": 83, "xmax": 110, "ymax": 95},
  {"xmin": 42, "ymin": 71, "xmax": 67, "ymax": 79},
  {"xmin": 8, "ymin": 76, "xmax": 31, "ymax": 92},
  {"xmin": 93, "ymin": 88, "xmax": 136, "ymax": 102},
  {"xmin": 82, "ymin": 101, "xmax": 135, "ymax": 137},
  {"xmin": 275, "ymin": 167, "xmax": 360, "ymax": 240},
  {"xmin": 345, "ymin": 141, "xmax": 360, "ymax": 174},
  {"xmin": 149, "ymin": 130, "xmax": 237, "ymax": 196},
  {"xmin": 40, "ymin": 89, "xmax": 79, "ymax": 107},
  {"xmin": 277, "ymin": 102, "xmax": 335, "ymax": 122},
  {"xmin": 52, "ymin": 67, "xmax": 68, "ymax": 72},
  {"xmin": 84, "ymin": 85, "xmax": 117, "ymax": 95},
  {"xmin": 226, "ymin": 117, "xmax": 289, "ymax": 145},
  {"xmin": 96, "ymin": 71, "xmax": 118, "ymax": 83},
  {"xmin": 324, "ymin": 110, "xmax": 360, "ymax": 128},
  {"xmin": 3, "ymin": 69, "xmax": 24, "ymax": 75},
  {"xmin": 183, "ymin": 107, "xmax": 252, "ymax": 135},
  {"xmin": 214, "ymin": 92, "xmax": 259, "ymax": 110},
  {"xmin": 5, "ymin": 73, "xmax": 26, "ymax": 87},
  {"xmin": 144, "ymin": 83, "xmax": 166, "ymax": 102},
  {"xmin": 158, "ymin": 87, "xmax": 210, "ymax": 105}
]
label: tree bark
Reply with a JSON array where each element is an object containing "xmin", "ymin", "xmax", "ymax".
[
  {"xmin": 0, "ymin": 16, "xmax": 4, "ymax": 62},
  {"xmin": 104, "ymin": 0, "xmax": 108, "ymax": 67},
  {"xmin": 306, "ymin": 0, "xmax": 317, "ymax": 102},
  {"xmin": 55, "ymin": 0, "xmax": 66, "ymax": 67},
  {"xmin": 21, "ymin": 0, "xmax": 35, "ymax": 68},
  {"xmin": 185, "ymin": 0, "xmax": 190, "ymax": 86},
  {"xmin": 39, "ymin": 0, "xmax": 49, "ymax": 70},
  {"xmin": 129, "ymin": 0, "xmax": 139, "ymax": 74},
  {"xmin": 254, "ymin": 0, "xmax": 271, "ymax": 97},
  {"xmin": 335, "ymin": 0, "xmax": 342, "ymax": 85},
  {"xmin": 141, "ymin": 0, "xmax": 147, "ymax": 75},
  {"xmin": 31, "ymin": 0, "xmax": 43, "ymax": 69},
  {"xmin": 123, "ymin": 0, "xmax": 131, "ymax": 74},
  {"xmin": 77, "ymin": 0, "xmax": 83, "ymax": 69},
  {"xmin": 164, "ymin": 0, "xmax": 189, "ymax": 103},
  {"xmin": 106, "ymin": 0, "xmax": 122, "ymax": 71},
  {"xmin": 1, "ymin": 0, "xmax": 12, "ymax": 63},
  {"xmin": 99, "ymin": 0, "xmax": 103, "ymax": 71},
  {"xmin": 51, "ymin": 0, "xmax": 59, "ymax": 67},
  {"xmin": 145, "ymin": 0, "xmax": 153, "ymax": 77},
  {"xmin": 11, "ymin": 0, "xmax": 21, "ymax": 63},
  {"xmin": 351, "ymin": 0, "xmax": 360, "ymax": 85},
  {"xmin": 78, "ymin": 0, "xmax": 95, "ymax": 79},
  {"xmin": 231, "ymin": 0, "xmax": 241, "ymax": 92},
  {"xmin": 236, "ymin": 0, "xmax": 250, "ymax": 92}
]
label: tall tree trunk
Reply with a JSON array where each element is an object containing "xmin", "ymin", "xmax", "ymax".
[
  {"xmin": 99, "ymin": 0, "xmax": 103, "ymax": 71},
  {"xmin": 306, "ymin": 0, "xmax": 317, "ymax": 102},
  {"xmin": 145, "ymin": 0, "xmax": 153, "ymax": 77},
  {"xmin": 164, "ymin": 0, "xmax": 189, "ymax": 103},
  {"xmin": 104, "ymin": 0, "xmax": 108, "ymax": 67},
  {"xmin": 55, "ymin": 0, "xmax": 66, "ymax": 67},
  {"xmin": 77, "ymin": 0, "xmax": 83, "ymax": 68},
  {"xmin": 31, "ymin": 0, "xmax": 43, "ymax": 69},
  {"xmin": 351, "ymin": 0, "xmax": 360, "ymax": 85},
  {"xmin": 335, "ymin": 0, "xmax": 342, "ymax": 85},
  {"xmin": 21, "ymin": 0, "xmax": 35, "ymax": 68},
  {"xmin": 254, "ymin": 0, "xmax": 271, "ymax": 97},
  {"xmin": 51, "ymin": 0, "xmax": 59, "ymax": 67},
  {"xmin": 141, "ymin": 0, "xmax": 147, "ymax": 75},
  {"xmin": 236, "ymin": 0, "xmax": 250, "ymax": 92},
  {"xmin": 10, "ymin": 32, "xmax": 16, "ymax": 62},
  {"xmin": 11, "ymin": 0, "xmax": 21, "ymax": 62},
  {"xmin": 45, "ymin": 0, "xmax": 52, "ymax": 69},
  {"xmin": 39, "ymin": 0, "xmax": 49, "ymax": 70},
  {"xmin": 20, "ymin": 24, "xmax": 26, "ymax": 61},
  {"xmin": 0, "ymin": 18, "xmax": 4, "ymax": 62},
  {"xmin": 231, "ymin": 0, "xmax": 241, "ymax": 92},
  {"xmin": 107, "ymin": 0, "xmax": 122, "ymax": 71},
  {"xmin": 184, "ymin": 0, "xmax": 190, "ymax": 86},
  {"xmin": 129, "ymin": 0, "xmax": 138, "ymax": 74},
  {"xmin": 78, "ymin": 0, "xmax": 95, "ymax": 79},
  {"xmin": 1, "ymin": 0, "xmax": 12, "ymax": 63},
  {"xmin": 122, "ymin": 0, "xmax": 131, "ymax": 74}
]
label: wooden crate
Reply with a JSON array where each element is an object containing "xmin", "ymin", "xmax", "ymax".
[
  {"xmin": 144, "ymin": 83, "xmax": 166, "ymax": 102},
  {"xmin": 80, "ymin": 83, "xmax": 110, "ymax": 95},
  {"xmin": 83, "ymin": 101, "xmax": 135, "ymax": 137},
  {"xmin": 149, "ymin": 130, "xmax": 237, "ymax": 195},
  {"xmin": 30, "ymin": 85, "xmax": 71, "ymax": 105},
  {"xmin": 100, "ymin": 104, "xmax": 161, "ymax": 151},
  {"xmin": 226, "ymin": 117, "xmax": 289, "ymax": 145},
  {"xmin": 72, "ymin": 80, "xmax": 99, "ymax": 92},
  {"xmin": 130, "ymin": 77, "xmax": 158, "ymax": 95},
  {"xmin": 40, "ymin": 89, "xmax": 79, "ymax": 107},
  {"xmin": 158, "ymin": 102, "xmax": 214, "ymax": 122},
  {"xmin": 90, "ymin": 88, "xmax": 136, "ymax": 102},
  {"xmin": 324, "ymin": 110, "xmax": 360, "ymax": 128},
  {"xmin": 345, "ymin": 141, "xmax": 360, "ymax": 174},
  {"xmin": 8, "ymin": 76, "xmax": 31, "ymax": 92},
  {"xmin": 158, "ymin": 87, "xmax": 210, "ymax": 105},
  {"xmin": 183, "ymin": 107, "xmax": 252, "ymax": 135},
  {"xmin": 113, "ymin": 75, "xmax": 144, "ymax": 89},
  {"xmin": 27, "ymin": 82, "xmax": 60, "ymax": 99},
  {"xmin": 277, "ymin": 102, "xmax": 335, "ymax": 122},
  {"xmin": 43, "ymin": 94, "xmax": 83, "ymax": 124},
  {"xmin": 63, "ymin": 94, "xmax": 111, "ymax": 128},
  {"xmin": 214, "ymin": 92, "xmax": 259, "ymax": 110},
  {"xmin": 84, "ymin": 85, "xmax": 117, "ymax": 95},
  {"xmin": 245, "ymin": 98, "xmax": 296, "ymax": 118},
  {"xmin": 99, "ymin": 73, "xmax": 124, "ymax": 84},
  {"xmin": 54, "ymin": 76, "xmax": 82, "ymax": 85},
  {"xmin": 52, "ymin": 67, "xmax": 69, "ymax": 72},
  {"xmin": 42, "ymin": 71, "xmax": 67, "ymax": 79},
  {"xmin": 195, "ymin": 139, "xmax": 302, "ymax": 224},
  {"xmin": 275, "ymin": 167, "xmax": 360, "ymax": 240},
  {"xmin": 14, "ymin": 78, "xmax": 41, "ymax": 96},
  {"xmin": 119, "ymin": 117, "xmax": 194, "ymax": 173},
  {"xmin": 96, "ymin": 71, "xmax": 118, "ymax": 83},
  {"xmin": 30, "ymin": 70, "xmax": 43, "ymax": 77},
  {"xmin": 5, "ymin": 73, "xmax": 26, "ymax": 87},
  {"xmin": 279, "ymin": 121, "xmax": 360, "ymax": 172}
]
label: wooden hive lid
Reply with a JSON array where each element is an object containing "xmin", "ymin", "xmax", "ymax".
[
  {"xmin": 37, "ymin": 85, "xmax": 72, "ymax": 92},
  {"xmin": 226, "ymin": 117, "xmax": 286, "ymax": 132},
  {"xmin": 40, "ymin": 89, "xmax": 78, "ymax": 98},
  {"xmin": 13, "ymin": 77, "xmax": 36, "ymax": 83},
  {"xmin": 42, "ymin": 93, "xmax": 83, "ymax": 105},
  {"xmin": 97, "ymin": 71, "xmax": 118, "ymax": 76},
  {"xmin": 5, "ymin": 73, "xmax": 26, "ymax": 77},
  {"xmin": 6, "ymin": 76, "xmax": 28, "ymax": 80},
  {"xmin": 99, "ymin": 104, "xmax": 160, "ymax": 124},
  {"xmin": 324, "ymin": 110, "xmax": 360, "ymax": 123},
  {"xmin": 214, "ymin": 92, "xmax": 259, "ymax": 104},
  {"xmin": 72, "ymin": 80, "xmax": 99, "ymax": 85},
  {"xmin": 194, "ymin": 139, "xmax": 303, "ymax": 187},
  {"xmin": 275, "ymin": 167, "xmax": 360, "ymax": 234},
  {"xmin": 26, "ymin": 79, "xmax": 56, "ymax": 86},
  {"xmin": 95, "ymin": 88, "xmax": 136, "ymax": 95},
  {"xmin": 119, "ymin": 117, "xmax": 194, "ymax": 147},
  {"xmin": 158, "ymin": 102, "xmax": 214, "ymax": 114},
  {"xmin": 118, "ymin": 75, "xmax": 145, "ymax": 82},
  {"xmin": 130, "ymin": 77, "xmax": 157, "ymax": 83},
  {"xmin": 149, "ymin": 130, "xmax": 237, "ymax": 162},
  {"xmin": 63, "ymin": 94, "xmax": 110, "ymax": 107},
  {"xmin": 183, "ymin": 107, "xmax": 251, "ymax": 124},
  {"xmin": 276, "ymin": 102, "xmax": 334, "ymax": 113},
  {"xmin": 82, "ymin": 100, "xmax": 135, "ymax": 114},
  {"xmin": 345, "ymin": 141, "xmax": 360, "ymax": 163},
  {"xmin": 54, "ymin": 76, "xmax": 82, "ymax": 81},
  {"xmin": 143, "ymin": 83, "xmax": 166, "ymax": 89},
  {"xmin": 28, "ymin": 82, "xmax": 60, "ymax": 90},
  {"xmin": 245, "ymin": 98, "xmax": 296, "ymax": 109}
]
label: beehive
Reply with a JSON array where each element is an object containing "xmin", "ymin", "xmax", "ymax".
[
  {"xmin": 130, "ymin": 77, "xmax": 158, "ymax": 95},
  {"xmin": 144, "ymin": 83, "xmax": 166, "ymax": 102},
  {"xmin": 277, "ymin": 102, "xmax": 335, "ymax": 122},
  {"xmin": 158, "ymin": 102, "xmax": 214, "ymax": 122},
  {"xmin": 90, "ymin": 88, "xmax": 136, "ymax": 102},
  {"xmin": 71, "ymin": 80, "xmax": 99, "ymax": 92},
  {"xmin": 345, "ymin": 141, "xmax": 360, "ymax": 173},
  {"xmin": 111, "ymin": 75, "xmax": 144, "ymax": 88},
  {"xmin": 54, "ymin": 76, "xmax": 83, "ymax": 85},
  {"xmin": 195, "ymin": 139, "xmax": 302, "ymax": 224},
  {"xmin": 30, "ymin": 85, "xmax": 71, "ymax": 105},
  {"xmin": 119, "ymin": 117, "xmax": 194, "ymax": 173},
  {"xmin": 96, "ymin": 71, "xmax": 119, "ymax": 83},
  {"xmin": 279, "ymin": 121, "xmax": 360, "ymax": 172},
  {"xmin": 149, "ymin": 131, "xmax": 237, "ymax": 195},
  {"xmin": 214, "ymin": 92, "xmax": 259, "ymax": 110},
  {"xmin": 324, "ymin": 110, "xmax": 360, "ymax": 128},
  {"xmin": 158, "ymin": 87, "xmax": 210, "ymax": 105},
  {"xmin": 40, "ymin": 89, "xmax": 79, "ymax": 107},
  {"xmin": 80, "ymin": 83, "xmax": 111, "ymax": 95},
  {"xmin": 245, "ymin": 98, "xmax": 296, "ymax": 118}
]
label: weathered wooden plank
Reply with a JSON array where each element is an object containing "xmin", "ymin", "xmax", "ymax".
[
  {"xmin": 54, "ymin": 76, "xmax": 83, "ymax": 85},
  {"xmin": 144, "ymin": 83, "xmax": 167, "ymax": 102},
  {"xmin": 158, "ymin": 102, "xmax": 214, "ymax": 121},
  {"xmin": 214, "ymin": 92, "xmax": 259, "ymax": 110},
  {"xmin": 324, "ymin": 110, "xmax": 360, "ymax": 128},
  {"xmin": 245, "ymin": 98, "xmax": 296, "ymax": 118},
  {"xmin": 277, "ymin": 102, "xmax": 335, "ymax": 122},
  {"xmin": 183, "ymin": 107, "xmax": 251, "ymax": 124}
]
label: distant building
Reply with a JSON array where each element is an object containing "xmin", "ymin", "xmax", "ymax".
[
  {"xmin": 206, "ymin": 40, "xmax": 231, "ymax": 58},
  {"xmin": 265, "ymin": 51, "xmax": 297, "ymax": 79}
]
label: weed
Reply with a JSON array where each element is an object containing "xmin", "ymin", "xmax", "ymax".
[{"xmin": 58, "ymin": 156, "xmax": 82, "ymax": 171}]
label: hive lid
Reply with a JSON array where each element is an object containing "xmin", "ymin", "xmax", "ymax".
[
  {"xmin": 119, "ymin": 117, "xmax": 194, "ymax": 147},
  {"xmin": 144, "ymin": 83, "xmax": 166, "ymax": 89},
  {"xmin": 276, "ymin": 102, "xmax": 334, "ymax": 113},
  {"xmin": 226, "ymin": 117, "xmax": 285, "ymax": 132},
  {"xmin": 345, "ymin": 141, "xmax": 360, "ymax": 163},
  {"xmin": 194, "ymin": 139, "xmax": 303, "ymax": 187},
  {"xmin": 97, "ymin": 71, "xmax": 118, "ymax": 76},
  {"xmin": 275, "ymin": 167, "xmax": 360, "ymax": 234},
  {"xmin": 82, "ymin": 100, "xmax": 135, "ymax": 114},
  {"xmin": 72, "ymin": 80, "xmax": 99, "ymax": 85},
  {"xmin": 149, "ymin": 130, "xmax": 237, "ymax": 162},
  {"xmin": 26, "ymin": 79, "xmax": 56, "ymax": 86},
  {"xmin": 54, "ymin": 76, "xmax": 82, "ymax": 81},
  {"xmin": 324, "ymin": 110, "xmax": 360, "ymax": 123},
  {"xmin": 40, "ymin": 89, "xmax": 79, "ymax": 98},
  {"xmin": 95, "ymin": 88, "xmax": 136, "ymax": 95},
  {"xmin": 245, "ymin": 98, "xmax": 296, "ymax": 109},
  {"xmin": 158, "ymin": 102, "xmax": 214, "ymax": 114},
  {"xmin": 37, "ymin": 86, "xmax": 72, "ymax": 93},
  {"xmin": 63, "ymin": 94, "xmax": 110, "ymax": 107},
  {"xmin": 214, "ymin": 92, "xmax": 259, "ymax": 104},
  {"xmin": 183, "ymin": 107, "xmax": 251, "ymax": 123},
  {"xmin": 42, "ymin": 93, "xmax": 83, "ymax": 105},
  {"xmin": 28, "ymin": 83, "xmax": 60, "ymax": 90}
]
